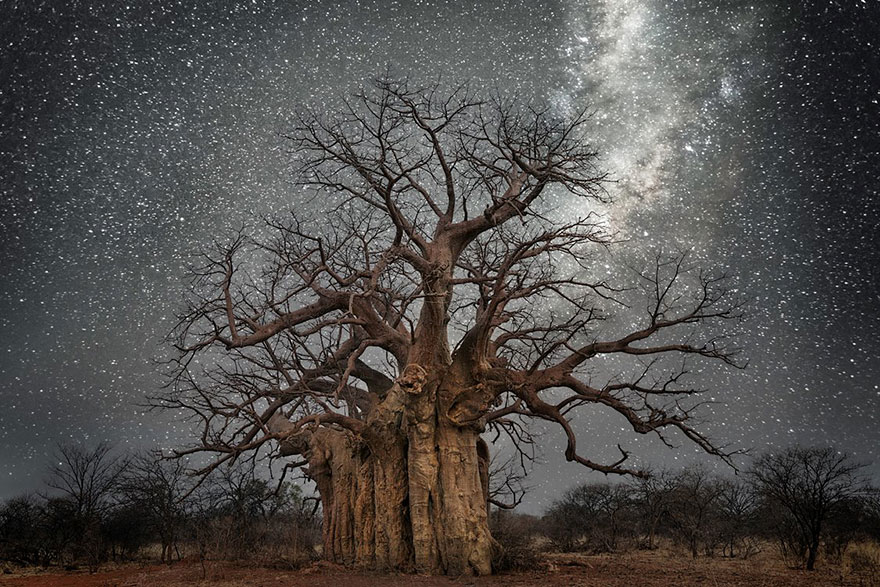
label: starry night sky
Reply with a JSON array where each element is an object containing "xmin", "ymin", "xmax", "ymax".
[{"xmin": 2, "ymin": 0, "xmax": 879, "ymax": 511}]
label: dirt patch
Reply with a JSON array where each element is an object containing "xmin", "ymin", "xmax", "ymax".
[{"xmin": 0, "ymin": 551, "xmax": 861, "ymax": 587}]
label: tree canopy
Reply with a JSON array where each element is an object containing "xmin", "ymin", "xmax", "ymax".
[{"xmin": 154, "ymin": 76, "xmax": 745, "ymax": 574}]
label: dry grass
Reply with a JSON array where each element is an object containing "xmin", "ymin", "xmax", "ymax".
[
  {"xmin": 842, "ymin": 541, "xmax": 880, "ymax": 587},
  {"xmin": 2, "ymin": 544, "xmax": 879, "ymax": 587}
]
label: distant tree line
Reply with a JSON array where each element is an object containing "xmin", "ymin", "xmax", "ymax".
[
  {"xmin": 3, "ymin": 443, "xmax": 878, "ymax": 577},
  {"xmin": 0, "ymin": 443, "xmax": 319, "ymax": 572},
  {"xmin": 493, "ymin": 446, "xmax": 879, "ymax": 574}
]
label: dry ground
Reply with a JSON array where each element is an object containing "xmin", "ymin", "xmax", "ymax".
[{"xmin": 0, "ymin": 550, "xmax": 875, "ymax": 587}]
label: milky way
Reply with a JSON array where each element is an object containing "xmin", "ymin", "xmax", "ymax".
[{"xmin": 1, "ymin": 0, "xmax": 878, "ymax": 511}]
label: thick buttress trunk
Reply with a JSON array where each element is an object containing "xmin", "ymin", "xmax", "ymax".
[{"xmin": 299, "ymin": 366, "xmax": 495, "ymax": 575}]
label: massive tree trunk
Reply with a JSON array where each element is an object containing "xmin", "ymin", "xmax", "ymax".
[{"xmin": 287, "ymin": 361, "xmax": 495, "ymax": 575}]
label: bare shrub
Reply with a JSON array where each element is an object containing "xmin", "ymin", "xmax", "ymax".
[
  {"xmin": 544, "ymin": 482, "xmax": 635, "ymax": 553},
  {"xmin": 195, "ymin": 462, "xmax": 319, "ymax": 565},
  {"xmin": 489, "ymin": 509, "xmax": 542, "ymax": 572}
]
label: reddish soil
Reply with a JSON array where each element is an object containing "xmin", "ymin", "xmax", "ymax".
[{"xmin": 0, "ymin": 551, "xmax": 867, "ymax": 587}]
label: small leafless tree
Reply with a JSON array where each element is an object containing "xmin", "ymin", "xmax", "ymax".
[
  {"xmin": 46, "ymin": 442, "xmax": 127, "ymax": 521},
  {"xmin": 749, "ymin": 446, "xmax": 869, "ymax": 570},
  {"xmin": 121, "ymin": 452, "xmax": 194, "ymax": 564},
  {"xmin": 716, "ymin": 478, "xmax": 760, "ymax": 558},
  {"xmin": 156, "ymin": 76, "xmax": 744, "ymax": 575},
  {"xmin": 629, "ymin": 467, "xmax": 676, "ymax": 550},
  {"xmin": 667, "ymin": 465, "xmax": 725, "ymax": 558},
  {"xmin": 544, "ymin": 484, "xmax": 593, "ymax": 552},
  {"xmin": 44, "ymin": 442, "xmax": 128, "ymax": 571}
]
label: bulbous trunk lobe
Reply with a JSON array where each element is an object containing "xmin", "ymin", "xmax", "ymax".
[
  {"xmin": 433, "ymin": 424, "xmax": 494, "ymax": 575},
  {"xmin": 306, "ymin": 426, "xmax": 411, "ymax": 569}
]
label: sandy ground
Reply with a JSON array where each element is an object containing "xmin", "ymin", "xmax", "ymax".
[{"xmin": 0, "ymin": 550, "xmax": 871, "ymax": 587}]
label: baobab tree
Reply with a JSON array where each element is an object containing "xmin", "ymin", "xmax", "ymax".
[{"xmin": 158, "ymin": 77, "xmax": 743, "ymax": 575}]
